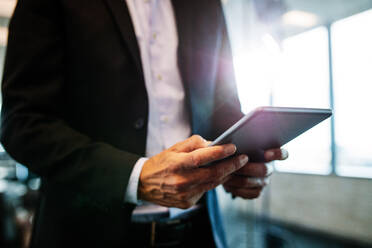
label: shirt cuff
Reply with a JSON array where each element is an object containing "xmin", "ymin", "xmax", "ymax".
[{"xmin": 124, "ymin": 157, "xmax": 148, "ymax": 205}]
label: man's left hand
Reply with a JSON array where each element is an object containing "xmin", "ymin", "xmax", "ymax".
[{"xmin": 223, "ymin": 148, "xmax": 288, "ymax": 199}]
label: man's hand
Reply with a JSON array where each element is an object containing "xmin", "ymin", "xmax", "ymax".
[
  {"xmin": 138, "ymin": 135, "xmax": 248, "ymax": 209},
  {"xmin": 223, "ymin": 148, "xmax": 288, "ymax": 199}
]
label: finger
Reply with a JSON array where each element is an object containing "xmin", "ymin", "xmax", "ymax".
[
  {"xmin": 224, "ymin": 186, "xmax": 262, "ymax": 199},
  {"xmin": 264, "ymin": 148, "xmax": 289, "ymax": 162},
  {"xmin": 196, "ymin": 174, "xmax": 233, "ymax": 194},
  {"xmin": 181, "ymin": 143, "xmax": 236, "ymax": 168},
  {"xmin": 234, "ymin": 162, "xmax": 273, "ymax": 178},
  {"xmin": 175, "ymin": 176, "xmax": 233, "ymax": 208},
  {"xmin": 169, "ymin": 169, "xmax": 236, "ymax": 193},
  {"xmin": 199, "ymin": 155, "xmax": 248, "ymax": 182},
  {"xmin": 170, "ymin": 135, "xmax": 208, "ymax": 152},
  {"xmin": 205, "ymin": 141, "xmax": 213, "ymax": 146},
  {"xmin": 223, "ymin": 175, "xmax": 267, "ymax": 188},
  {"xmin": 174, "ymin": 176, "xmax": 228, "ymax": 202}
]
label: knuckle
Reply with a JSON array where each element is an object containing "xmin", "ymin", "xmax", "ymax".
[
  {"xmin": 166, "ymin": 155, "xmax": 180, "ymax": 169},
  {"xmin": 174, "ymin": 154, "xmax": 190, "ymax": 170},
  {"xmin": 191, "ymin": 134, "xmax": 200, "ymax": 139},
  {"xmin": 213, "ymin": 146, "xmax": 225, "ymax": 157},
  {"xmin": 191, "ymin": 154, "xmax": 202, "ymax": 166},
  {"xmin": 174, "ymin": 183, "xmax": 186, "ymax": 192},
  {"xmin": 173, "ymin": 178, "xmax": 189, "ymax": 192},
  {"xmin": 191, "ymin": 134, "xmax": 204, "ymax": 143},
  {"xmin": 213, "ymin": 161, "xmax": 232, "ymax": 180},
  {"xmin": 255, "ymin": 164, "xmax": 267, "ymax": 177},
  {"xmin": 178, "ymin": 192, "xmax": 190, "ymax": 201},
  {"xmin": 233, "ymin": 157, "xmax": 242, "ymax": 170}
]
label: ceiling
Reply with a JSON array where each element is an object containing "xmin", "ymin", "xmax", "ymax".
[
  {"xmin": 285, "ymin": 0, "xmax": 372, "ymax": 23},
  {"xmin": 1, "ymin": 0, "xmax": 372, "ymax": 42},
  {"xmin": 276, "ymin": 0, "xmax": 372, "ymax": 37},
  {"xmin": 225, "ymin": 0, "xmax": 372, "ymax": 39},
  {"xmin": 1, "ymin": 0, "xmax": 372, "ymax": 22}
]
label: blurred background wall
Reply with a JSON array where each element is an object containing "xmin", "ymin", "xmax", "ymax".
[{"xmin": 219, "ymin": 0, "xmax": 372, "ymax": 247}]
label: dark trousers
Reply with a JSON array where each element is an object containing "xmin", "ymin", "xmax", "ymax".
[{"xmin": 128, "ymin": 207, "xmax": 216, "ymax": 247}]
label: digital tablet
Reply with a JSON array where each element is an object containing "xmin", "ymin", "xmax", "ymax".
[{"xmin": 210, "ymin": 106, "xmax": 332, "ymax": 162}]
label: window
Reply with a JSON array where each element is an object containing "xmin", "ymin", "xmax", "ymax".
[
  {"xmin": 332, "ymin": 9, "xmax": 372, "ymax": 178},
  {"xmin": 273, "ymin": 27, "xmax": 332, "ymax": 174},
  {"xmin": 224, "ymin": 2, "xmax": 372, "ymax": 178}
]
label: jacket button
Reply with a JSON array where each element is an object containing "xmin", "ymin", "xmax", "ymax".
[{"xmin": 133, "ymin": 118, "xmax": 144, "ymax": 130}]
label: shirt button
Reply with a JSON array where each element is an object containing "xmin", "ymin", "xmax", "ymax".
[
  {"xmin": 133, "ymin": 118, "xmax": 145, "ymax": 129},
  {"xmin": 160, "ymin": 115, "xmax": 169, "ymax": 123},
  {"xmin": 157, "ymin": 74, "xmax": 162, "ymax": 81},
  {"xmin": 152, "ymin": 32, "xmax": 157, "ymax": 40}
]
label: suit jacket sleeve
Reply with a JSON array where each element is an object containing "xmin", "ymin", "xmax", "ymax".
[{"xmin": 0, "ymin": 0, "xmax": 139, "ymax": 212}]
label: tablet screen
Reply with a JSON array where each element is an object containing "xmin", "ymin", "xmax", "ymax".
[{"xmin": 211, "ymin": 107, "xmax": 332, "ymax": 162}]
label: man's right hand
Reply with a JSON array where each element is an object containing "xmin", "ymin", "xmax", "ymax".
[{"xmin": 138, "ymin": 135, "xmax": 248, "ymax": 209}]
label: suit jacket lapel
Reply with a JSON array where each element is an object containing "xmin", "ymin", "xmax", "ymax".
[
  {"xmin": 173, "ymin": 0, "xmax": 217, "ymax": 138},
  {"xmin": 103, "ymin": 0, "xmax": 143, "ymax": 76},
  {"xmin": 172, "ymin": 0, "xmax": 196, "ymax": 132}
]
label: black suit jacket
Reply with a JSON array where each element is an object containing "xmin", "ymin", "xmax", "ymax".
[{"xmin": 1, "ymin": 0, "xmax": 242, "ymax": 246}]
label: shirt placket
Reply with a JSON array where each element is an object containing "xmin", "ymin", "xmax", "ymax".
[{"xmin": 148, "ymin": 0, "xmax": 169, "ymax": 152}]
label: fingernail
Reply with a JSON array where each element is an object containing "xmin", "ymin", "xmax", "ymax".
[
  {"xmin": 239, "ymin": 155, "xmax": 248, "ymax": 166},
  {"xmin": 266, "ymin": 151, "xmax": 274, "ymax": 159},
  {"xmin": 281, "ymin": 149, "xmax": 289, "ymax": 160},
  {"xmin": 264, "ymin": 177, "xmax": 270, "ymax": 185},
  {"xmin": 266, "ymin": 164, "xmax": 274, "ymax": 176},
  {"xmin": 224, "ymin": 144, "xmax": 236, "ymax": 155},
  {"xmin": 248, "ymin": 178, "xmax": 265, "ymax": 187}
]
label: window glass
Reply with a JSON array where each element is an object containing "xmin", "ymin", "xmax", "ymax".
[
  {"xmin": 272, "ymin": 27, "xmax": 332, "ymax": 174},
  {"xmin": 233, "ymin": 38, "xmax": 279, "ymax": 113},
  {"xmin": 332, "ymin": 9, "xmax": 372, "ymax": 178}
]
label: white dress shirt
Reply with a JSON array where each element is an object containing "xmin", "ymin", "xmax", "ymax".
[{"xmin": 124, "ymin": 0, "xmax": 192, "ymax": 216}]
